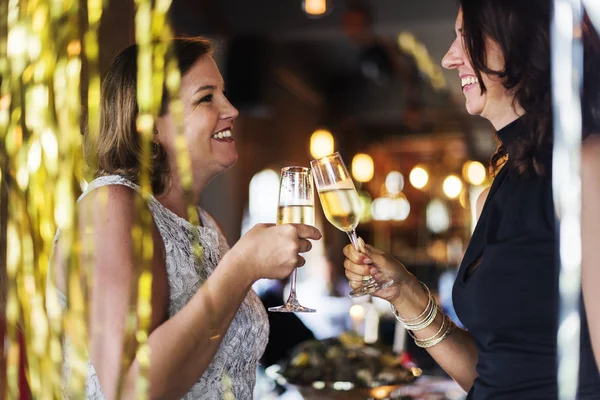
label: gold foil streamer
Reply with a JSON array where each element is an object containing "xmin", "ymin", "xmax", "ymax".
[
  {"xmin": 2, "ymin": 0, "xmax": 219, "ymax": 398},
  {"xmin": 1, "ymin": 0, "xmax": 89, "ymax": 398},
  {"xmin": 129, "ymin": 1, "xmax": 157, "ymax": 397},
  {"xmin": 84, "ymin": 0, "xmax": 104, "ymax": 177},
  {"xmin": 132, "ymin": 0, "xmax": 215, "ymax": 397},
  {"xmin": 130, "ymin": 0, "xmax": 195, "ymax": 397}
]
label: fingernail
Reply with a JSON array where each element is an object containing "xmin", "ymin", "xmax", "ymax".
[{"xmin": 364, "ymin": 257, "xmax": 373, "ymax": 264}]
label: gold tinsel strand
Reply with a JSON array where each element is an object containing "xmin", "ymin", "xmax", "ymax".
[
  {"xmin": 130, "ymin": 0, "xmax": 183, "ymax": 397},
  {"xmin": 0, "ymin": 0, "xmax": 11, "ymax": 396},
  {"xmin": 123, "ymin": 1, "xmax": 154, "ymax": 396},
  {"xmin": 57, "ymin": 0, "xmax": 88, "ymax": 396},
  {"xmin": 1, "ymin": 1, "xmax": 218, "ymax": 398}
]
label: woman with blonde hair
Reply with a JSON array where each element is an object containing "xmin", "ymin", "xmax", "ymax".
[{"xmin": 48, "ymin": 37, "xmax": 321, "ymax": 399}]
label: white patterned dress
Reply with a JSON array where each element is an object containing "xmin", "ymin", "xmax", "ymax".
[{"xmin": 47, "ymin": 175, "xmax": 269, "ymax": 399}]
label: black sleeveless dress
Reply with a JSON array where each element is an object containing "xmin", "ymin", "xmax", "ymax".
[{"xmin": 453, "ymin": 118, "xmax": 600, "ymax": 399}]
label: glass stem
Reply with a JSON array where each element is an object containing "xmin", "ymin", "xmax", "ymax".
[
  {"xmin": 288, "ymin": 268, "xmax": 298, "ymax": 301},
  {"xmin": 347, "ymin": 229, "xmax": 359, "ymax": 250}
]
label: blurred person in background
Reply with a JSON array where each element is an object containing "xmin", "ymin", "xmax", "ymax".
[
  {"xmin": 47, "ymin": 37, "xmax": 321, "ymax": 400},
  {"xmin": 343, "ymin": 1, "xmax": 600, "ymax": 398}
]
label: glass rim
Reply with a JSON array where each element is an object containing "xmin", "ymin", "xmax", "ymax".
[
  {"xmin": 281, "ymin": 166, "xmax": 310, "ymax": 173},
  {"xmin": 310, "ymin": 151, "xmax": 342, "ymax": 164}
]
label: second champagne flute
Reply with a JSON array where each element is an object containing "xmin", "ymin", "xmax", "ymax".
[
  {"xmin": 311, "ymin": 152, "xmax": 394, "ymax": 297},
  {"xmin": 268, "ymin": 166, "xmax": 316, "ymax": 313}
]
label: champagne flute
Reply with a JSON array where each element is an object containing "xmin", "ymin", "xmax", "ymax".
[
  {"xmin": 311, "ymin": 152, "xmax": 394, "ymax": 297},
  {"xmin": 268, "ymin": 167, "xmax": 316, "ymax": 313}
]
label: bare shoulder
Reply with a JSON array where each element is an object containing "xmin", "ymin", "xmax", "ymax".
[
  {"xmin": 79, "ymin": 184, "xmax": 138, "ymax": 224},
  {"xmin": 475, "ymin": 187, "xmax": 491, "ymax": 221},
  {"xmin": 77, "ymin": 184, "xmax": 165, "ymax": 263}
]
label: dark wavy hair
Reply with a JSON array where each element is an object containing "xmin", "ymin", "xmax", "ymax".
[
  {"xmin": 459, "ymin": 0, "xmax": 600, "ymax": 176},
  {"xmin": 85, "ymin": 37, "xmax": 213, "ymax": 194}
]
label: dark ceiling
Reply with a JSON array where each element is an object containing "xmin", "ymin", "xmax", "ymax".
[{"xmin": 168, "ymin": 0, "xmax": 496, "ymax": 160}]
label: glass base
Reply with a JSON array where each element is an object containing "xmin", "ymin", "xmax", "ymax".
[
  {"xmin": 268, "ymin": 292, "xmax": 316, "ymax": 313},
  {"xmin": 349, "ymin": 277, "xmax": 394, "ymax": 298}
]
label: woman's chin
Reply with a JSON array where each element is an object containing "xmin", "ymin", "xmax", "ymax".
[
  {"xmin": 465, "ymin": 102, "xmax": 484, "ymax": 117},
  {"xmin": 216, "ymin": 152, "xmax": 239, "ymax": 172}
]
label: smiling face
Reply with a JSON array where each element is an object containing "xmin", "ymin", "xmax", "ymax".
[
  {"xmin": 155, "ymin": 55, "xmax": 239, "ymax": 187},
  {"xmin": 442, "ymin": 10, "xmax": 521, "ymax": 128}
]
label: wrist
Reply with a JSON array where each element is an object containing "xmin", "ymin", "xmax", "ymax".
[
  {"xmin": 390, "ymin": 277, "xmax": 430, "ymax": 320},
  {"xmin": 221, "ymin": 250, "xmax": 255, "ymax": 288}
]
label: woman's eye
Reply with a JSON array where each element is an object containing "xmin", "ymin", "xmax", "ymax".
[{"xmin": 199, "ymin": 94, "xmax": 213, "ymax": 103}]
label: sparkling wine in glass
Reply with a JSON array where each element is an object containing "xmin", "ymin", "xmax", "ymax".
[
  {"xmin": 268, "ymin": 167, "xmax": 316, "ymax": 313},
  {"xmin": 311, "ymin": 152, "xmax": 394, "ymax": 297}
]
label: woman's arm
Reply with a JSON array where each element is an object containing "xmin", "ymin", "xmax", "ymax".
[
  {"xmin": 391, "ymin": 279, "xmax": 478, "ymax": 391},
  {"xmin": 581, "ymin": 134, "xmax": 600, "ymax": 368},
  {"xmin": 345, "ymin": 246, "xmax": 478, "ymax": 392},
  {"xmin": 79, "ymin": 185, "xmax": 319, "ymax": 400},
  {"xmin": 342, "ymin": 189, "xmax": 490, "ymax": 392}
]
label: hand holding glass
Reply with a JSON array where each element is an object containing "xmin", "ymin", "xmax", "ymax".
[
  {"xmin": 311, "ymin": 152, "xmax": 393, "ymax": 297},
  {"xmin": 268, "ymin": 167, "xmax": 316, "ymax": 313}
]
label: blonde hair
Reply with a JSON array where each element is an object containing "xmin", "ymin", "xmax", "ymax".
[{"xmin": 85, "ymin": 37, "xmax": 213, "ymax": 194}]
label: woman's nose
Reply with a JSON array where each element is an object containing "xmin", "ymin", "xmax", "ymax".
[{"xmin": 442, "ymin": 40, "xmax": 463, "ymax": 70}]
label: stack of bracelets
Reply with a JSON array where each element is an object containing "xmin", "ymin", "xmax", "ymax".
[{"xmin": 390, "ymin": 281, "xmax": 456, "ymax": 348}]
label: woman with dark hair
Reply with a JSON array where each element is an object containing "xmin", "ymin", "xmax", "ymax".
[
  {"xmin": 47, "ymin": 37, "xmax": 321, "ymax": 399},
  {"xmin": 343, "ymin": 1, "xmax": 600, "ymax": 398}
]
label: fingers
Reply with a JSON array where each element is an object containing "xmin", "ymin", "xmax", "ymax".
[
  {"xmin": 346, "ymin": 271, "xmax": 363, "ymax": 289},
  {"xmin": 358, "ymin": 242, "xmax": 388, "ymax": 266},
  {"xmin": 272, "ymin": 223, "xmax": 321, "ymax": 242},
  {"xmin": 364, "ymin": 242, "xmax": 385, "ymax": 256},
  {"xmin": 343, "ymin": 244, "xmax": 372, "ymax": 265},
  {"xmin": 296, "ymin": 255, "xmax": 306, "ymax": 268},
  {"xmin": 370, "ymin": 269, "xmax": 384, "ymax": 281},
  {"xmin": 343, "ymin": 258, "xmax": 371, "ymax": 276},
  {"xmin": 345, "ymin": 268, "xmax": 365, "ymax": 282},
  {"xmin": 298, "ymin": 239, "xmax": 312, "ymax": 253},
  {"xmin": 290, "ymin": 224, "xmax": 322, "ymax": 241}
]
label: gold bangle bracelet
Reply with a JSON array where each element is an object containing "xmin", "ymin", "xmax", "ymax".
[
  {"xmin": 415, "ymin": 315, "xmax": 456, "ymax": 348},
  {"xmin": 398, "ymin": 281, "xmax": 432, "ymax": 322},
  {"xmin": 390, "ymin": 281, "xmax": 437, "ymax": 331},
  {"xmin": 409, "ymin": 307, "xmax": 445, "ymax": 341}
]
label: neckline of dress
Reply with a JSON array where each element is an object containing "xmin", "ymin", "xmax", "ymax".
[{"xmin": 496, "ymin": 117, "xmax": 524, "ymax": 154}]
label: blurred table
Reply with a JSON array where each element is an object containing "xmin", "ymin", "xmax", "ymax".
[{"xmin": 257, "ymin": 374, "xmax": 466, "ymax": 400}]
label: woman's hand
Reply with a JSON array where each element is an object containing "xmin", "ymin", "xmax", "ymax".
[
  {"xmin": 343, "ymin": 239, "xmax": 415, "ymax": 303},
  {"xmin": 228, "ymin": 223, "xmax": 322, "ymax": 282}
]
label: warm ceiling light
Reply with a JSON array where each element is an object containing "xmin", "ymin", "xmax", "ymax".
[
  {"xmin": 426, "ymin": 198, "xmax": 450, "ymax": 233},
  {"xmin": 385, "ymin": 171, "xmax": 404, "ymax": 195},
  {"xmin": 443, "ymin": 175, "xmax": 463, "ymax": 199},
  {"xmin": 303, "ymin": 0, "xmax": 327, "ymax": 17},
  {"xmin": 409, "ymin": 165, "xmax": 428, "ymax": 190},
  {"xmin": 309, "ymin": 129, "xmax": 334, "ymax": 159},
  {"xmin": 352, "ymin": 153, "xmax": 374, "ymax": 182},
  {"xmin": 463, "ymin": 161, "xmax": 486, "ymax": 186},
  {"xmin": 392, "ymin": 193, "xmax": 410, "ymax": 221}
]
